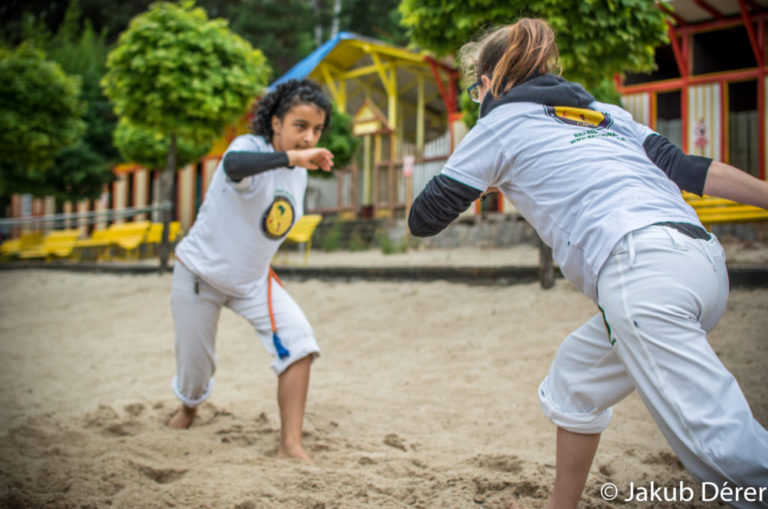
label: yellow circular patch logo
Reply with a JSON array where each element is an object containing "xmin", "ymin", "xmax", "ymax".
[
  {"xmin": 545, "ymin": 105, "xmax": 613, "ymax": 129},
  {"xmin": 261, "ymin": 196, "xmax": 295, "ymax": 240}
]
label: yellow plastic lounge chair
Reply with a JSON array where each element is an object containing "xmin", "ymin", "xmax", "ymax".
[
  {"xmin": 284, "ymin": 214, "xmax": 323, "ymax": 265},
  {"xmin": 18, "ymin": 229, "xmax": 80, "ymax": 260}
]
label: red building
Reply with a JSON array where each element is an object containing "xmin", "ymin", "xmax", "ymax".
[{"xmin": 619, "ymin": 0, "xmax": 767, "ymax": 181}]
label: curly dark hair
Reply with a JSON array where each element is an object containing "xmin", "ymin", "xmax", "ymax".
[{"xmin": 253, "ymin": 79, "xmax": 332, "ymax": 142}]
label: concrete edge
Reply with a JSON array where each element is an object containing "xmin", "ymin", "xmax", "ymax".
[{"xmin": 2, "ymin": 262, "xmax": 767, "ymax": 288}]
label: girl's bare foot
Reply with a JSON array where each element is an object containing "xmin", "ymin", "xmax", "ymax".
[
  {"xmin": 278, "ymin": 442, "xmax": 313, "ymax": 464},
  {"xmin": 168, "ymin": 405, "xmax": 196, "ymax": 429}
]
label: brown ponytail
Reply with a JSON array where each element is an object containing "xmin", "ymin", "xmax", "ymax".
[{"xmin": 459, "ymin": 18, "xmax": 559, "ymax": 100}]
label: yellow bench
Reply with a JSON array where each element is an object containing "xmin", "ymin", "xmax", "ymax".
[
  {"xmin": 141, "ymin": 221, "xmax": 183, "ymax": 257},
  {"xmin": 1, "ymin": 232, "xmax": 44, "ymax": 260},
  {"xmin": 73, "ymin": 221, "xmax": 151, "ymax": 261},
  {"xmin": 18, "ymin": 229, "xmax": 80, "ymax": 260},
  {"xmin": 1, "ymin": 238, "xmax": 21, "ymax": 259},
  {"xmin": 72, "ymin": 229, "xmax": 113, "ymax": 261},
  {"xmin": 111, "ymin": 221, "xmax": 152, "ymax": 259},
  {"xmin": 281, "ymin": 214, "xmax": 323, "ymax": 265},
  {"xmin": 683, "ymin": 192, "xmax": 768, "ymax": 228}
]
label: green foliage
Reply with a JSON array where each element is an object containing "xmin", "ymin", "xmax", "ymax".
[
  {"xmin": 45, "ymin": 142, "xmax": 110, "ymax": 200},
  {"xmin": 319, "ymin": 220, "xmax": 344, "ymax": 251},
  {"xmin": 590, "ymin": 76, "xmax": 623, "ymax": 105},
  {"xmin": 338, "ymin": 0, "xmax": 407, "ymax": 46},
  {"xmin": 460, "ymin": 90, "xmax": 479, "ymax": 130},
  {"xmin": 114, "ymin": 118, "xmax": 211, "ymax": 171},
  {"xmin": 200, "ymin": 0, "xmax": 317, "ymax": 75},
  {"xmin": 347, "ymin": 231, "xmax": 366, "ymax": 251},
  {"xmin": 399, "ymin": 0, "xmax": 671, "ymax": 91},
  {"xmin": 316, "ymin": 105, "xmax": 360, "ymax": 178},
  {"xmin": 102, "ymin": 1, "xmax": 271, "ymax": 144},
  {"xmin": 46, "ymin": 1, "xmax": 118, "ymax": 199},
  {"xmin": 0, "ymin": 43, "xmax": 85, "ymax": 196},
  {"xmin": 376, "ymin": 231, "xmax": 407, "ymax": 254},
  {"xmin": 3, "ymin": 0, "xmax": 409, "ymax": 78},
  {"xmin": 202, "ymin": 0, "xmax": 406, "ymax": 74}
]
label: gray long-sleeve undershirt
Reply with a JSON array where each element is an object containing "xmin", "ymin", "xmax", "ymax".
[{"xmin": 223, "ymin": 151, "xmax": 291, "ymax": 181}]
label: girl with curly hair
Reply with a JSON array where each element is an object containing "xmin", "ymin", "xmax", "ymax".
[{"xmin": 168, "ymin": 79, "xmax": 333, "ymax": 464}]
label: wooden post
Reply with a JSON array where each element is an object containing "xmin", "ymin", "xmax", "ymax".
[
  {"xmin": 403, "ymin": 154, "xmax": 415, "ymax": 249},
  {"xmin": 538, "ymin": 235, "xmax": 554, "ymax": 289},
  {"xmin": 159, "ymin": 202, "xmax": 171, "ymax": 273}
]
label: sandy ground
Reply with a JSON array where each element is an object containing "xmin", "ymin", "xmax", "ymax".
[
  {"xmin": 275, "ymin": 239, "xmax": 768, "ymax": 267},
  {"xmin": 0, "ymin": 246, "xmax": 767, "ymax": 509}
]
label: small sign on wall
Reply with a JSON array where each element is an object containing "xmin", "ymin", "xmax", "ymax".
[{"xmin": 403, "ymin": 155, "xmax": 414, "ymax": 177}]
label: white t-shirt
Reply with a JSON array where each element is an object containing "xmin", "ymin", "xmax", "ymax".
[
  {"xmin": 442, "ymin": 101, "xmax": 702, "ymax": 301},
  {"xmin": 175, "ymin": 134, "xmax": 307, "ymax": 297}
]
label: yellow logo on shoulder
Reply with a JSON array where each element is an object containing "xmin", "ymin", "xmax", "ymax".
[
  {"xmin": 261, "ymin": 196, "xmax": 295, "ymax": 240},
  {"xmin": 546, "ymin": 106, "xmax": 613, "ymax": 129}
]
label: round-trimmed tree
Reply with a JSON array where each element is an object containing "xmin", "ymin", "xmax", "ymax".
[
  {"xmin": 113, "ymin": 117, "xmax": 211, "ymax": 175},
  {"xmin": 102, "ymin": 0, "xmax": 271, "ymax": 202}
]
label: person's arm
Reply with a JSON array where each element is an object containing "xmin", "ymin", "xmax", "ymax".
[
  {"xmin": 223, "ymin": 151, "xmax": 289, "ymax": 181},
  {"xmin": 224, "ymin": 147, "xmax": 333, "ymax": 181},
  {"xmin": 702, "ymin": 160, "xmax": 768, "ymax": 209},
  {"xmin": 642, "ymin": 133, "xmax": 768, "ymax": 208},
  {"xmin": 643, "ymin": 134, "xmax": 711, "ymax": 196},
  {"xmin": 408, "ymin": 175, "xmax": 482, "ymax": 236}
]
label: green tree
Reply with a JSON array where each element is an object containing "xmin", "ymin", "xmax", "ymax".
[
  {"xmin": 3, "ymin": 1, "xmax": 410, "ymax": 77},
  {"xmin": 400, "ymin": 0, "xmax": 670, "ymax": 94},
  {"xmin": 0, "ymin": 43, "xmax": 85, "ymax": 197},
  {"xmin": 337, "ymin": 0, "xmax": 407, "ymax": 46},
  {"xmin": 102, "ymin": 0, "xmax": 270, "ymax": 203},
  {"xmin": 113, "ymin": 118, "xmax": 211, "ymax": 174},
  {"xmin": 201, "ymin": 0, "xmax": 317, "ymax": 75},
  {"xmin": 47, "ymin": 0, "xmax": 118, "ymax": 199}
]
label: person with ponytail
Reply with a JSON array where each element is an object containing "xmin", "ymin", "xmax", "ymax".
[
  {"xmin": 169, "ymin": 79, "xmax": 333, "ymax": 464},
  {"xmin": 410, "ymin": 18, "xmax": 768, "ymax": 509}
]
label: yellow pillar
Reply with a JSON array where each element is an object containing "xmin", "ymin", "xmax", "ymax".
[
  {"xmin": 362, "ymin": 135, "xmax": 372, "ymax": 206},
  {"xmin": 338, "ymin": 79, "xmax": 347, "ymax": 114},
  {"xmin": 417, "ymin": 75, "xmax": 425, "ymax": 156}
]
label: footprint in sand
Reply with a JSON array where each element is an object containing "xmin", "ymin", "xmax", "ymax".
[
  {"xmin": 84, "ymin": 404, "xmax": 142, "ymax": 437},
  {"xmin": 131, "ymin": 461, "xmax": 188, "ymax": 484},
  {"xmin": 474, "ymin": 454, "xmax": 523, "ymax": 474},
  {"xmin": 383, "ymin": 433, "xmax": 407, "ymax": 452},
  {"xmin": 642, "ymin": 451, "xmax": 684, "ymax": 470}
]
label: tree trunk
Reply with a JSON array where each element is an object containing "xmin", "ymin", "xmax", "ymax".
[
  {"xmin": 331, "ymin": 0, "xmax": 341, "ymax": 38},
  {"xmin": 159, "ymin": 133, "xmax": 177, "ymax": 205},
  {"xmin": 158, "ymin": 132, "xmax": 177, "ymax": 273},
  {"xmin": 313, "ymin": 0, "xmax": 323, "ymax": 46}
]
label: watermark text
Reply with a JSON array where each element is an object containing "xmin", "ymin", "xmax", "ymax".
[{"xmin": 599, "ymin": 481, "xmax": 767, "ymax": 504}]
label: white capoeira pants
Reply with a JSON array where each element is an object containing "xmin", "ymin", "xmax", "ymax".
[
  {"xmin": 170, "ymin": 262, "xmax": 319, "ymax": 408},
  {"xmin": 539, "ymin": 224, "xmax": 768, "ymax": 506}
]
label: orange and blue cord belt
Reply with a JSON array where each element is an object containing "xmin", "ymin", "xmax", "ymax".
[{"xmin": 268, "ymin": 267, "xmax": 290, "ymax": 359}]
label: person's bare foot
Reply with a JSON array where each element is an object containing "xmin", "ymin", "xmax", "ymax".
[
  {"xmin": 278, "ymin": 442, "xmax": 313, "ymax": 464},
  {"xmin": 168, "ymin": 405, "xmax": 196, "ymax": 429}
]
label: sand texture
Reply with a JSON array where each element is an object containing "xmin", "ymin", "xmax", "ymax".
[{"xmin": 1, "ymin": 246, "xmax": 766, "ymax": 508}]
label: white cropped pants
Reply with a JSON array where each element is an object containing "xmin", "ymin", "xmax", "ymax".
[
  {"xmin": 539, "ymin": 225, "xmax": 768, "ymax": 506},
  {"xmin": 170, "ymin": 262, "xmax": 319, "ymax": 407}
]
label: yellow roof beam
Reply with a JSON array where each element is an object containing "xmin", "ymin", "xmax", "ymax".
[
  {"xmin": 370, "ymin": 52, "xmax": 397, "ymax": 128},
  {"xmin": 348, "ymin": 40, "xmax": 426, "ymax": 65},
  {"xmin": 318, "ymin": 63, "xmax": 341, "ymax": 104},
  {"xmin": 339, "ymin": 62, "xmax": 398, "ymax": 81}
]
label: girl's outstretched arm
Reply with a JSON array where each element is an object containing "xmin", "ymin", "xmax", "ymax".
[
  {"xmin": 408, "ymin": 174, "xmax": 482, "ymax": 236},
  {"xmin": 703, "ymin": 161, "xmax": 768, "ymax": 209}
]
